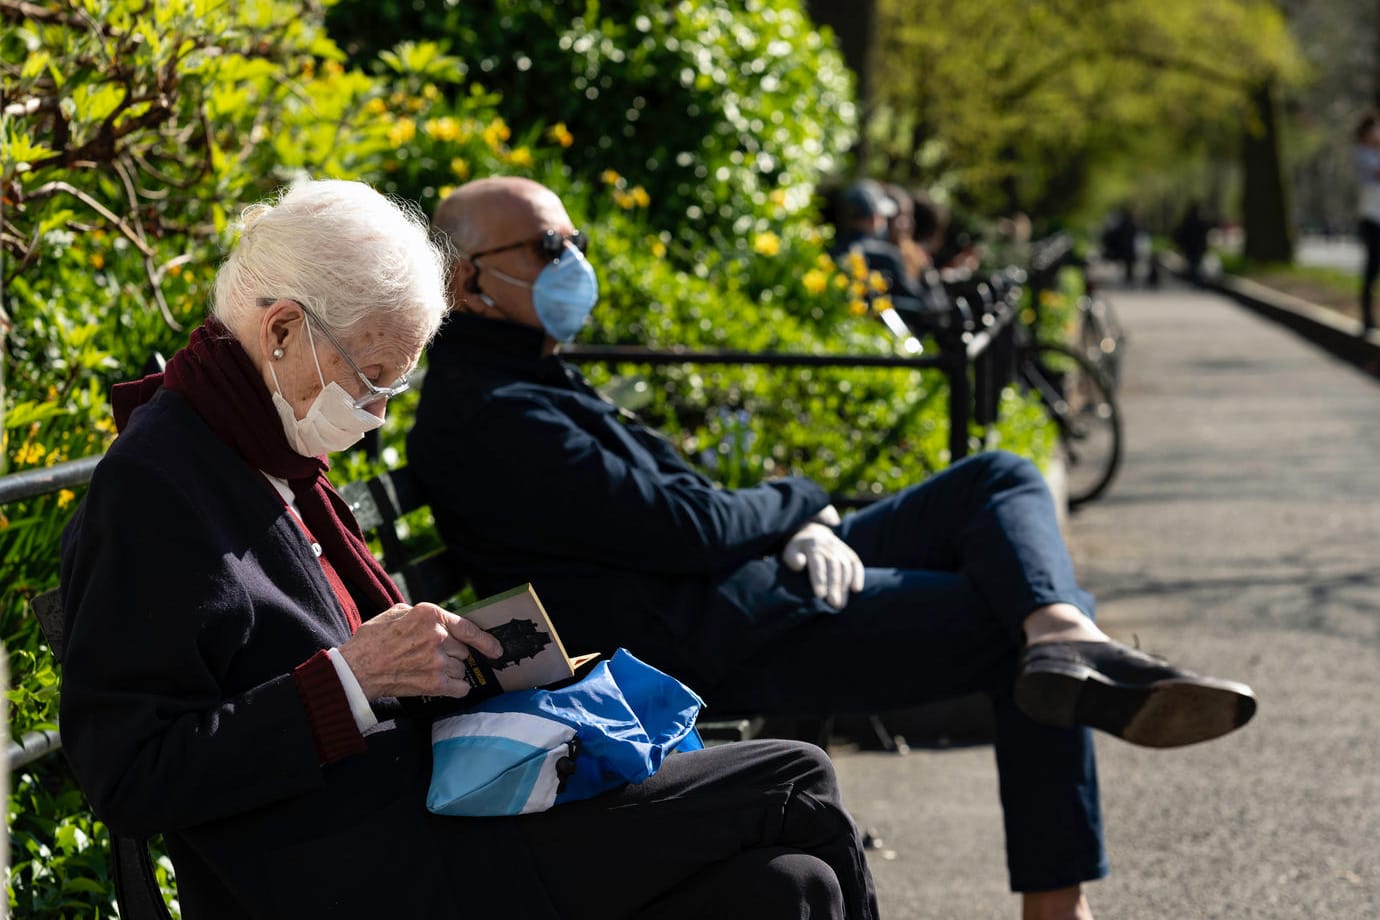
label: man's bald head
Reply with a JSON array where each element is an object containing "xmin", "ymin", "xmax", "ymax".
[{"xmin": 433, "ymin": 176, "xmax": 565, "ymax": 258}]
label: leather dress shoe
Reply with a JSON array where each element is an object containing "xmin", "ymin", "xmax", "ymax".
[{"xmin": 1013, "ymin": 640, "xmax": 1257, "ymax": 748}]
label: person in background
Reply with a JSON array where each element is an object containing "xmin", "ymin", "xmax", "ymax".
[
  {"xmin": 1172, "ymin": 202, "xmax": 1214, "ymax": 280},
  {"xmin": 410, "ymin": 175, "xmax": 1260, "ymax": 920},
  {"xmin": 1354, "ymin": 111, "xmax": 1380, "ymax": 334},
  {"xmin": 57, "ymin": 177, "xmax": 878, "ymax": 920}
]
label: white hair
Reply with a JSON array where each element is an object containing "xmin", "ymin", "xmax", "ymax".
[{"xmin": 212, "ymin": 178, "xmax": 450, "ymax": 343}]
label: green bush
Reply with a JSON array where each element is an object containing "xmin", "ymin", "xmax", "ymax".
[
  {"xmin": 327, "ymin": 0, "xmax": 857, "ymax": 249},
  {"xmin": 2, "ymin": 1, "xmax": 1056, "ymax": 914}
]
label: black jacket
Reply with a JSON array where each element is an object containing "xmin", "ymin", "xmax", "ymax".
[
  {"xmin": 408, "ymin": 314, "xmax": 835, "ymax": 692},
  {"xmin": 60, "ymin": 388, "xmax": 557, "ymax": 919}
]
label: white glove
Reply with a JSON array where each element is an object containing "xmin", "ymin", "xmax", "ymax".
[{"xmin": 782, "ymin": 522, "xmax": 866, "ymax": 609}]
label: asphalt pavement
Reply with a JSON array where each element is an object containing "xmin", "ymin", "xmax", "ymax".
[{"xmin": 831, "ymin": 279, "xmax": 1380, "ymax": 919}]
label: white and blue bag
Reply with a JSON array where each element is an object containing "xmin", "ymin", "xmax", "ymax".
[{"xmin": 427, "ymin": 648, "xmax": 705, "ymax": 817}]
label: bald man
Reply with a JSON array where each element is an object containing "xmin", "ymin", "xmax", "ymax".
[{"xmin": 409, "ymin": 177, "xmax": 1257, "ymax": 920}]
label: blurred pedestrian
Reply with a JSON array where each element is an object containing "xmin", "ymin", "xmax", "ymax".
[{"xmin": 1354, "ymin": 111, "xmax": 1380, "ymax": 333}]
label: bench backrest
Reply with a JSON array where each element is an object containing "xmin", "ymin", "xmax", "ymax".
[{"xmin": 337, "ymin": 465, "xmax": 468, "ymax": 605}]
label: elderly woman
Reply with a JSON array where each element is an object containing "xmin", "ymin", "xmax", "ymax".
[{"xmin": 58, "ymin": 179, "xmax": 877, "ymax": 920}]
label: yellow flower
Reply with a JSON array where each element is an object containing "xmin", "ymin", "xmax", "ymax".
[
  {"xmin": 849, "ymin": 281, "xmax": 868, "ymax": 300},
  {"xmin": 547, "ymin": 122, "xmax": 574, "ymax": 148},
  {"xmin": 388, "ymin": 117, "xmax": 417, "ymax": 146},
  {"xmin": 873, "ymin": 295, "xmax": 894, "ymax": 313},
  {"xmin": 601, "ymin": 169, "xmax": 623, "ymax": 186},
  {"xmin": 14, "ymin": 441, "xmax": 46, "ymax": 466},
  {"xmin": 753, "ymin": 231, "xmax": 781, "ymax": 257},
  {"xmin": 423, "ymin": 84, "xmax": 441, "ymax": 101},
  {"xmin": 768, "ymin": 189, "xmax": 788, "ymax": 208},
  {"xmin": 651, "ymin": 240, "xmax": 668, "ymax": 259},
  {"xmin": 0, "ymin": 510, "xmax": 7, "ymax": 531},
  {"xmin": 57, "ymin": 489, "xmax": 75, "ymax": 510},
  {"xmin": 833, "ymin": 273, "xmax": 850, "ymax": 289},
  {"xmin": 482, "ymin": 117, "xmax": 511, "ymax": 150},
  {"xmin": 301, "ymin": 59, "xmax": 316, "ymax": 80},
  {"xmin": 90, "ymin": 252, "xmax": 105, "ymax": 269},
  {"xmin": 802, "ymin": 268, "xmax": 829, "ymax": 295},
  {"xmin": 94, "ymin": 416, "xmax": 116, "ymax": 434},
  {"xmin": 364, "ymin": 97, "xmax": 388, "ymax": 116},
  {"xmin": 437, "ymin": 184, "xmax": 455, "ymax": 200},
  {"xmin": 848, "ymin": 299, "xmax": 869, "ymax": 317},
  {"xmin": 507, "ymin": 146, "xmax": 534, "ymax": 167},
  {"xmin": 323, "ymin": 60, "xmax": 344, "ymax": 78},
  {"xmin": 816, "ymin": 253, "xmax": 836, "ymax": 270},
  {"xmin": 425, "ymin": 117, "xmax": 462, "ymax": 142},
  {"xmin": 868, "ymin": 271, "xmax": 889, "ymax": 294},
  {"xmin": 630, "ymin": 185, "xmax": 650, "ymax": 208},
  {"xmin": 613, "ymin": 189, "xmax": 635, "ymax": 210},
  {"xmin": 450, "ymin": 157, "xmax": 470, "ymax": 180},
  {"xmin": 847, "ymin": 250, "xmax": 868, "ymax": 280}
]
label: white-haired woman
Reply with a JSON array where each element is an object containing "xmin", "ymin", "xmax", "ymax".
[{"xmin": 58, "ymin": 179, "xmax": 878, "ymax": 920}]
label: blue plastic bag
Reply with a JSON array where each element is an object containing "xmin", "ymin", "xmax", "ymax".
[{"xmin": 427, "ymin": 649, "xmax": 704, "ymax": 817}]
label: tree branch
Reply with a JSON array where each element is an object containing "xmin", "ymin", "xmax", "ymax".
[{"xmin": 24, "ymin": 180, "xmax": 157, "ymax": 257}]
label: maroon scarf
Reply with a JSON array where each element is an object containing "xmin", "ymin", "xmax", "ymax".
[{"xmin": 111, "ymin": 317, "xmax": 405, "ymax": 617}]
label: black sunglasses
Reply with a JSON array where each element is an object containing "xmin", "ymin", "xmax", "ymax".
[{"xmin": 470, "ymin": 229, "xmax": 589, "ymax": 264}]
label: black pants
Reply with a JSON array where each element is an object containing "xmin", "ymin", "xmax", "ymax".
[
  {"xmin": 1360, "ymin": 219, "xmax": 1380, "ymax": 331},
  {"xmin": 517, "ymin": 740, "xmax": 878, "ymax": 920}
]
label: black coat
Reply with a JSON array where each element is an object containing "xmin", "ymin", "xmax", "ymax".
[
  {"xmin": 60, "ymin": 388, "xmax": 559, "ymax": 919},
  {"xmin": 407, "ymin": 314, "xmax": 835, "ymax": 692}
]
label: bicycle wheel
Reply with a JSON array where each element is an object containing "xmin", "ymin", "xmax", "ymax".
[
  {"xmin": 1077, "ymin": 295, "xmax": 1125, "ymax": 392},
  {"xmin": 1019, "ymin": 342, "xmax": 1122, "ymax": 508}
]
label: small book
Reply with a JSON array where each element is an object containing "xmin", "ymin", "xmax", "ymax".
[{"xmin": 454, "ymin": 583, "xmax": 598, "ymax": 703}]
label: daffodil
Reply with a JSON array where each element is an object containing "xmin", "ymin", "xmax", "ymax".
[
  {"xmin": 507, "ymin": 146, "xmax": 534, "ymax": 167},
  {"xmin": 630, "ymin": 186, "xmax": 650, "ymax": 208},
  {"xmin": 547, "ymin": 123, "xmax": 574, "ymax": 148},
  {"xmin": 425, "ymin": 117, "xmax": 462, "ymax": 142},
  {"xmin": 482, "ymin": 117, "xmax": 511, "ymax": 150},
  {"xmin": 802, "ymin": 268, "xmax": 828, "ymax": 295},
  {"xmin": 868, "ymin": 271, "xmax": 889, "ymax": 293},
  {"xmin": 388, "ymin": 117, "xmax": 417, "ymax": 146},
  {"xmin": 848, "ymin": 299, "xmax": 869, "ymax": 317},
  {"xmin": 753, "ymin": 232, "xmax": 782, "ymax": 257},
  {"xmin": 601, "ymin": 169, "xmax": 623, "ymax": 186},
  {"xmin": 847, "ymin": 250, "xmax": 868, "ymax": 280},
  {"xmin": 57, "ymin": 489, "xmax": 75, "ymax": 509},
  {"xmin": 450, "ymin": 158, "xmax": 471, "ymax": 180}
]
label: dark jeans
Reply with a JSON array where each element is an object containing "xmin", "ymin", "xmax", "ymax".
[
  {"xmin": 707, "ymin": 451, "xmax": 1107, "ymax": 893},
  {"xmin": 1360, "ymin": 219, "xmax": 1380, "ymax": 331},
  {"xmin": 518, "ymin": 739, "xmax": 878, "ymax": 920}
]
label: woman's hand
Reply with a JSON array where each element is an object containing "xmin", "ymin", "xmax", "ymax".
[{"xmin": 337, "ymin": 602, "xmax": 504, "ymax": 700}]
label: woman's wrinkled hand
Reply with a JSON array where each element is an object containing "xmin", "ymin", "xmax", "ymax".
[{"xmin": 337, "ymin": 602, "xmax": 504, "ymax": 700}]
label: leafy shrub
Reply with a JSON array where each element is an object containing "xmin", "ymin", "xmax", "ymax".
[{"xmin": 327, "ymin": 0, "xmax": 857, "ymax": 248}]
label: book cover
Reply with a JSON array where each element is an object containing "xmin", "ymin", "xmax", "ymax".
[{"xmin": 454, "ymin": 583, "xmax": 596, "ymax": 702}]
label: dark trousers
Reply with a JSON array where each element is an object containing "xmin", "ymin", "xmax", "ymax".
[
  {"xmin": 1360, "ymin": 219, "xmax": 1380, "ymax": 332},
  {"xmin": 518, "ymin": 739, "xmax": 878, "ymax": 920},
  {"xmin": 706, "ymin": 451, "xmax": 1107, "ymax": 893}
]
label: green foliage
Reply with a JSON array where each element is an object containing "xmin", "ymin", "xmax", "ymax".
[
  {"xmin": 868, "ymin": 0, "xmax": 1302, "ymax": 219},
  {"xmin": 327, "ymin": 0, "xmax": 857, "ymax": 248}
]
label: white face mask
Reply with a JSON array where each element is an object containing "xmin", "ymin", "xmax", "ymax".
[{"xmin": 268, "ymin": 320, "xmax": 383, "ymax": 457}]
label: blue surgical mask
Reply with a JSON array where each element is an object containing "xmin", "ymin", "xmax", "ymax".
[{"xmin": 476, "ymin": 246, "xmax": 600, "ymax": 343}]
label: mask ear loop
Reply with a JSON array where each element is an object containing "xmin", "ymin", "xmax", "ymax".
[{"xmin": 266, "ymin": 311, "xmax": 329, "ymax": 398}]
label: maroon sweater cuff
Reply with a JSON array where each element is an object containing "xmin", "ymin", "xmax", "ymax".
[{"xmin": 293, "ymin": 649, "xmax": 367, "ymax": 764}]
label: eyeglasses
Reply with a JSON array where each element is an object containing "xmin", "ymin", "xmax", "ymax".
[
  {"xmin": 469, "ymin": 229, "xmax": 588, "ymax": 264},
  {"xmin": 260, "ymin": 298, "xmax": 411, "ymax": 409}
]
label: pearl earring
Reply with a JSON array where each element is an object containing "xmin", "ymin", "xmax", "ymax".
[{"xmin": 272, "ymin": 347, "xmax": 284, "ymax": 359}]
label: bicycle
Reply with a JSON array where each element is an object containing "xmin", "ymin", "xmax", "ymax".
[{"xmin": 893, "ymin": 266, "xmax": 1123, "ymax": 509}]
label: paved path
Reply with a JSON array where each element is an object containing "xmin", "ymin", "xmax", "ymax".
[{"xmin": 832, "ymin": 281, "xmax": 1380, "ymax": 919}]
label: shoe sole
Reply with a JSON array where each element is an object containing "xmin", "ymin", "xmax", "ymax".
[{"xmin": 1015, "ymin": 662, "xmax": 1258, "ymax": 748}]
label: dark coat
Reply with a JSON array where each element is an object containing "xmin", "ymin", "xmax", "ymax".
[
  {"xmin": 407, "ymin": 314, "xmax": 835, "ymax": 692},
  {"xmin": 59, "ymin": 388, "xmax": 558, "ymax": 920}
]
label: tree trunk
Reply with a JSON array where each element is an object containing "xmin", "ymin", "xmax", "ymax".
[
  {"xmin": 1241, "ymin": 80, "xmax": 1295, "ymax": 263},
  {"xmin": 805, "ymin": 0, "xmax": 877, "ymax": 169}
]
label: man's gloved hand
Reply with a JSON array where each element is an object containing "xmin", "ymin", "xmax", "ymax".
[{"xmin": 782, "ymin": 521, "xmax": 865, "ymax": 609}]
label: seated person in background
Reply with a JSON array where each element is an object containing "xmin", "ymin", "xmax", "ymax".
[
  {"xmin": 883, "ymin": 182, "xmax": 935, "ymax": 284},
  {"xmin": 409, "ymin": 176, "xmax": 1259, "ymax": 920},
  {"xmin": 828, "ymin": 178, "xmax": 927, "ymax": 301},
  {"xmin": 58, "ymin": 178, "xmax": 878, "ymax": 920}
]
